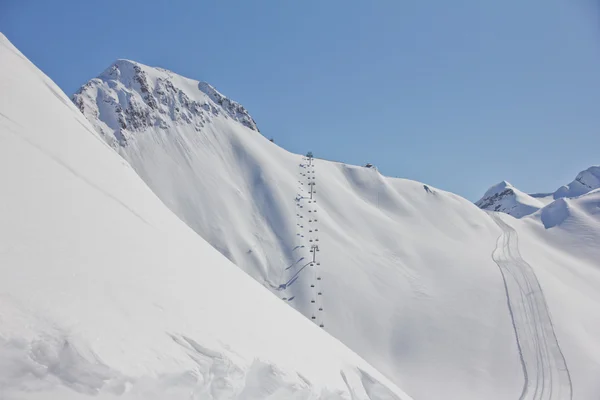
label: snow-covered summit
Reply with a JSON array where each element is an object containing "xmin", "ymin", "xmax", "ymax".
[
  {"xmin": 0, "ymin": 33, "xmax": 414, "ymax": 400},
  {"xmin": 73, "ymin": 59, "xmax": 258, "ymax": 148},
  {"xmin": 476, "ymin": 180, "xmax": 545, "ymax": 218},
  {"xmin": 477, "ymin": 165, "xmax": 600, "ymax": 218},
  {"xmin": 553, "ymin": 165, "xmax": 600, "ymax": 199}
]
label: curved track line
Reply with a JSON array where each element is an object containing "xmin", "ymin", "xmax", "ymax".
[{"xmin": 490, "ymin": 213, "xmax": 572, "ymax": 400}]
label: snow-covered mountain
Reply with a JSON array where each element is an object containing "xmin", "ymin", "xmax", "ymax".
[
  {"xmin": 476, "ymin": 181, "xmax": 546, "ymax": 218},
  {"xmin": 73, "ymin": 59, "xmax": 600, "ymax": 399},
  {"xmin": 552, "ymin": 165, "xmax": 600, "ymax": 199},
  {"xmin": 477, "ymin": 166, "xmax": 600, "ymax": 218},
  {"xmin": 0, "ymin": 34, "xmax": 414, "ymax": 400}
]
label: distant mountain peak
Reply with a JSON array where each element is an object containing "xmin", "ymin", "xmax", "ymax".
[
  {"xmin": 476, "ymin": 180, "xmax": 544, "ymax": 218},
  {"xmin": 476, "ymin": 165, "xmax": 600, "ymax": 218},
  {"xmin": 554, "ymin": 165, "xmax": 600, "ymax": 199},
  {"xmin": 73, "ymin": 59, "xmax": 258, "ymax": 148}
]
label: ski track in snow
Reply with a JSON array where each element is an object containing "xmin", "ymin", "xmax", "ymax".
[{"xmin": 490, "ymin": 214, "xmax": 573, "ymax": 400}]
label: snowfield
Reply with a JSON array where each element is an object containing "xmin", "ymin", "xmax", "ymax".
[
  {"xmin": 1, "ymin": 29, "xmax": 599, "ymax": 400},
  {"xmin": 0, "ymin": 33, "xmax": 414, "ymax": 400},
  {"xmin": 72, "ymin": 55, "xmax": 600, "ymax": 399}
]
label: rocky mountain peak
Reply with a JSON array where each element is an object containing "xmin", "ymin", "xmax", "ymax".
[{"xmin": 72, "ymin": 60, "xmax": 259, "ymax": 148}]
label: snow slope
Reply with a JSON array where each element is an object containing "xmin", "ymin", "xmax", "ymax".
[
  {"xmin": 502, "ymin": 189, "xmax": 600, "ymax": 400},
  {"xmin": 75, "ymin": 59, "xmax": 600, "ymax": 399},
  {"xmin": 476, "ymin": 181, "xmax": 545, "ymax": 218},
  {"xmin": 478, "ymin": 166, "xmax": 600, "ymax": 217},
  {"xmin": 552, "ymin": 166, "xmax": 600, "ymax": 199},
  {"xmin": 0, "ymin": 33, "xmax": 414, "ymax": 400}
]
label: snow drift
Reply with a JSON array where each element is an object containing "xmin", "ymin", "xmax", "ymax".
[{"xmin": 0, "ymin": 33, "xmax": 414, "ymax": 400}]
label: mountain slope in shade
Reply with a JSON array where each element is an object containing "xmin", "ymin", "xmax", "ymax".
[
  {"xmin": 75, "ymin": 59, "xmax": 600, "ymax": 399},
  {"xmin": 0, "ymin": 33, "xmax": 413, "ymax": 400}
]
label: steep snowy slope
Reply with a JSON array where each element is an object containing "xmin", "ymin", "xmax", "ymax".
[
  {"xmin": 75, "ymin": 59, "xmax": 600, "ymax": 399},
  {"xmin": 476, "ymin": 181, "xmax": 545, "ymax": 217},
  {"xmin": 0, "ymin": 33, "xmax": 414, "ymax": 400}
]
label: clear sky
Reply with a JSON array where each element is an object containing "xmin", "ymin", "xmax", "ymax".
[{"xmin": 2, "ymin": 0, "xmax": 599, "ymax": 200}]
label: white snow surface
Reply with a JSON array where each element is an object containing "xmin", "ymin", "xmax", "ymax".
[
  {"xmin": 552, "ymin": 166, "xmax": 600, "ymax": 200},
  {"xmin": 476, "ymin": 181, "xmax": 545, "ymax": 218},
  {"xmin": 0, "ymin": 33, "xmax": 415, "ymax": 400},
  {"xmin": 478, "ymin": 166, "xmax": 600, "ymax": 218},
  {"xmin": 74, "ymin": 58, "xmax": 600, "ymax": 399}
]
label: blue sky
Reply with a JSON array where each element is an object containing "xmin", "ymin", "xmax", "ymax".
[{"xmin": 2, "ymin": 0, "xmax": 599, "ymax": 200}]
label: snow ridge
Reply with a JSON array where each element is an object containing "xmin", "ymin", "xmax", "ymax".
[
  {"xmin": 553, "ymin": 166, "xmax": 600, "ymax": 199},
  {"xmin": 73, "ymin": 59, "xmax": 258, "ymax": 148},
  {"xmin": 0, "ymin": 32, "xmax": 413, "ymax": 400},
  {"xmin": 71, "ymin": 53, "xmax": 600, "ymax": 399},
  {"xmin": 476, "ymin": 181, "xmax": 544, "ymax": 218},
  {"xmin": 476, "ymin": 166, "xmax": 600, "ymax": 218}
]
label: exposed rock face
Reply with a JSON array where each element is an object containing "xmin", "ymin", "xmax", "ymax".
[{"xmin": 72, "ymin": 59, "xmax": 258, "ymax": 148}]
